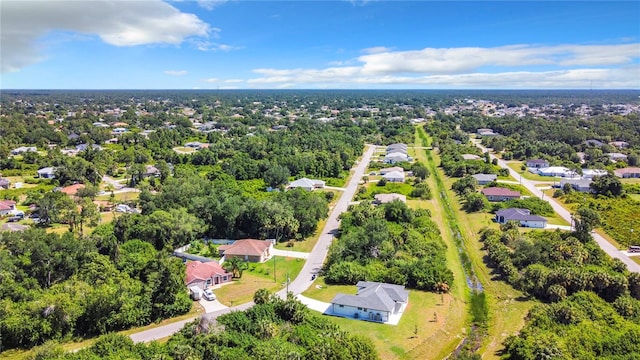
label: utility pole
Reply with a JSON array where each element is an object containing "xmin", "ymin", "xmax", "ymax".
[{"xmin": 273, "ymin": 256, "xmax": 276, "ymax": 283}]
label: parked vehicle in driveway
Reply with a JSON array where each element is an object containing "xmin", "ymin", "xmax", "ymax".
[{"xmin": 203, "ymin": 289, "xmax": 216, "ymax": 301}]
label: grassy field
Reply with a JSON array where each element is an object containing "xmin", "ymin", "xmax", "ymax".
[
  {"xmin": 214, "ymin": 256, "xmax": 305, "ymax": 306},
  {"xmin": 95, "ymin": 191, "xmax": 139, "ymax": 202},
  {"xmin": 172, "ymin": 146, "xmax": 197, "ymax": 154},
  {"xmin": 632, "ymin": 257, "xmax": 640, "ymax": 265},
  {"xmin": 629, "ymin": 194, "xmax": 640, "ymax": 202}
]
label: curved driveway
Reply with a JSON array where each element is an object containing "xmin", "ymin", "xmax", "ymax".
[{"xmin": 473, "ymin": 140, "xmax": 640, "ymax": 273}]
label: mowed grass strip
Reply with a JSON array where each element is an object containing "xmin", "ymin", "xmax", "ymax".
[{"xmin": 215, "ymin": 256, "xmax": 304, "ymax": 306}]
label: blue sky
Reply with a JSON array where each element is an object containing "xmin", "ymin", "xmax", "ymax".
[{"xmin": 1, "ymin": 1, "xmax": 639, "ymax": 89}]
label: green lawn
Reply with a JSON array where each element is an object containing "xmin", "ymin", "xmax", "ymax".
[
  {"xmin": 95, "ymin": 191, "xmax": 139, "ymax": 202},
  {"xmin": 632, "ymin": 257, "xmax": 640, "ymax": 265},
  {"xmin": 214, "ymin": 256, "xmax": 304, "ymax": 306},
  {"xmin": 629, "ymin": 194, "xmax": 640, "ymax": 203},
  {"xmin": 274, "ymin": 218, "xmax": 326, "ymax": 253}
]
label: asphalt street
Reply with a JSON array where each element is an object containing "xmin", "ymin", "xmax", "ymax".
[{"xmin": 473, "ymin": 140, "xmax": 640, "ymax": 273}]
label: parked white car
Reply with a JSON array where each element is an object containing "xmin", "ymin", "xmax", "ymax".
[{"xmin": 203, "ymin": 289, "xmax": 216, "ymax": 301}]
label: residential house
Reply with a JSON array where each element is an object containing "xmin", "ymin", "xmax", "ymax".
[
  {"xmin": 185, "ymin": 260, "xmax": 232, "ymax": 290},
  {"xmin": 185, "ymin": 141, "xmax": 209, "ymax": 150},
  {"xmin": 386, "ymin": 143, "xmax": 408, "ymax": 154},
  {"xmin": 379, "ymin": 166, "xmax": 404, "ymax": 175},
  {"xmin": 143, "ymin": 165, "xmax": 161, "ymax": 178},
  {"xmin": 331, "ymin": 281, "xmax": 409, "ymax": 324},
  {"xmin": 559, "ymin": 178, "xmax": 593, "ymax": 193},
  {"xmin": 471, "ymin": 173, "xmax": 497, "ymax": 185},
  {"xmin": 536, "ymin": 166, "xmax": 575, "ymax": 177},
  {"xmin": 384, "ymin": 152, "xmax": 410, "ymax": 164},
  {"xmin": 477, "ymin": 128, "xmax": 494, "ymax": 135},
  {"xmin": 218, "ymin": 239, "xmax": 274, "ymax": 263},
  {"xmin": 614, "ymin": 167, "xmax": 640, "ymax": 179},
  {"xmin": 481, "ymin": 187, "xmax": 520, "ymax": 202},
  {"xmin": 59, "ymin": 184, "xmax": 85, "ymax": 196},
  {"xmin": 111, "ymin": 127, "xmax": 128, "ymax": 135},
  {"xmin": 607, "ymin": 153, "xmax": 628, "ymax": 162},
  {"xmin": 0, "ymin": 200, "xmax": 17, "ymax": 216},
  {"xmin": 75, "ymin": 144, "xmax": 103, "ymax": 152},
  {"xmin": 581, "ymin": 169, "xmax": 608, "ymax": 179},
  {"xmin": 382, "ymin": 171, "xmax": 405, "ymax": 183},
  {"xmin": 374, "ymin": 193, "xmax": 407, "ymax": 204},
  {"xmin": 37, "ymin": 167, "xmax": 56, "ymax": 179},
  {"xmin": 11, "ymin": 146, "xmax": 37, "ymax": 155},
  {"xmin": 288, "ymin": 178, "xmax": 325, "ymax": 191},
  {"xmin": 461, "ymin": 154, "xmax": 481, "ymax": 160},
  {"xmin": 584, "ymin": 139, "xmax": 604, "ymax": 147},
  {"xmin": 495, "ymin": 208, "xmax": 547, "ymax": 228},
  {"xmin": 526, "ymin": 159, "xmax": 550, "ymax": 168},
  {"xmin": 0, "ymin": 178, "xmax": 10, "ymax": 189},
  {"xmin": 609, "ymin": 141, "xmax": 629, "ymax": 149},
  {"xmin": 0, "ymin": 223, "xmax": 29, "ymax": 232}
]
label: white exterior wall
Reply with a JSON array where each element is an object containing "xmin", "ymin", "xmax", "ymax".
[
  {"xmin": 520, "ymin": 220, "xmax": 546, "ymax": 228},
  {"xmin": 332, "ymin": 304, "xmax": 389, "ymax": 322}
]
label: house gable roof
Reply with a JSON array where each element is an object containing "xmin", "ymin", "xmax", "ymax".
[
  {"xmin": 471, "ymin": 174, "xmax": 497, "ymax": 182},
  {"xmin": 60, "ymin": 184, "xmax": 85, "ymax": 195},
  {"xmin": 495, "ymin": 208, "xmax": 546, "ymax": 222},
  {"xmin": 331, "ymin": 281, "xmax": 409, "ymax": 312},
  {"xmin": 289, "ymin": 178, "xmax": 324, "ymax": 188},
  {"xmin": 185, "ymin": 261, "xmax": 229, "ymax": 284},
  {"xmin": 219, "ymin": 239, "xmax": 272, "ymax": 257},
  {"xmin": 481, "ymin": 187, "xmax": 520, "ymax": 197}
]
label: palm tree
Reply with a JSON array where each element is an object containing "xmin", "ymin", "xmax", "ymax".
[{"xmin": 222, "ymin": 257, "xmax": 248, "ymax": 278}]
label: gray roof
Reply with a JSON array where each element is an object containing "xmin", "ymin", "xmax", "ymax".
[
  {"xmin": 495, "ymin": 208, "xmax": 546, "ymax": 222},
  {"xmin": 471, "ymin": 174, "xmax": 497, "ymax": 182},
  {"xmin": 331, "ymin": 281, "xmax": 409, "ymax": 312}
]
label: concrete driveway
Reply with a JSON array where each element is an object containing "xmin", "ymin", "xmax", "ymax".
[{"xmin": 198, "ymin": 298, "xmax": 228, "ymax": 313}]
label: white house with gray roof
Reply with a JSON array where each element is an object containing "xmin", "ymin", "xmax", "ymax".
[
  {"xmin": 471, "ymin": 173, "xmax": 497, "ymax": 185},
  {"xmin": 288, "ymin": 178, "xmax": 325, "ymax": 191},
  {"xmin": 331, "ymin": 281, "xmax": 409, "ymax": 324}
]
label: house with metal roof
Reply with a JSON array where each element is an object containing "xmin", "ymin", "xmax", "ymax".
[
  {"xmin": 481, "ymin": 187, "xmax": 520, "ymax": 202},
  {"xmin": 288, "ymin": 178, "xmax": 326, "ymax": 191},
  {"xmin": 495, "ymin": 208, "xmax": 547, "ymax": 228},
  {"xmin": 471, "ymin": 173, "xmax": 497, "ymax": 185},
  {"xmin": 331, "ymin": 281, "xmax": 409, "ymax": 324}
]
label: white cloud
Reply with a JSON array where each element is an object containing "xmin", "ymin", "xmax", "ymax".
[
  {"xmin": 164, "ymin": 70, "xmax": 188, "ymax": 76},
  {"xmin": 224, "ymin": 79, "xmax": 244, "ymax": 83},
  {"xmin": 203, "ymin": 78, "xmax": 219, "ymax": 83},
  {"xmin": 197, "ymin": 0, "xmax": 229, "ymax": 10},
  {"xmin": 361, "ymin": 46, "xmax": 393, "ymax": 54},
  {"xmin": 1, "ymin": 0, "xmax": 211, "ymax": 73},
  {"xmin": 191, "ymin": 40, "xmax": 241, "ymax": 52},
  {"xmin": 245, "ymin": 43, "xmax": 640, "ymax": 88}
]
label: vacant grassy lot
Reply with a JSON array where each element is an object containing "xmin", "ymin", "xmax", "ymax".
[
  {"xmin": 274, "ymin": 218, "xmax": 326, "ymax": 253},
  {"xmin": 214, "ymin": 256, "xmax": 304, "ymax": 306},
  {"xmin": 95, "ymin": 191, "xmax": 139, "ymax": 202}
]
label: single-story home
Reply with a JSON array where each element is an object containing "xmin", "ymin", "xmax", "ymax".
[
  {"xmin": 495, "ymin": 208, "xmax": 547, "ymax": 228},
  {"xmin": 384, "ymin": 152, "xmax": 410, "ymax": 164},
  {"xmin": 481, "ymin": 187, "xmax": 520, "ymax": 202},
  {"xmin": 607, "ymin": 153, "xmax": 628, "ymax": 162},
  {"xmin": 218, "ymin": 239, "xmax": 274, "ymax": 263},
  {"xmin": 185, "ymin": 260, "xmax": 232, "ymax": 289},
  {"xmin": 11, "ymin": 146, "xmax": 37, "ymax": 155},
  {"xmin": 386, "ymin": 143, "xmax": 408, "ymax": 154},
  {"xmin": 143, "ymin": 165, "xmax": 161, "ymax": 178},
  {"xmin": 584, "ymin": 139, "xmax": 604, "ymax": 147},
  {"xmin": 614, "ymin": 167, "xmax": 640, "ymax": 179},
  {"xmin": 379, "ymin": 166, "xmax": 404, "ymax": 175},
  {"xmin": 185, "ymin": 141, "xmax": 209, "ymax": 150},
  {"xmin": 382, "ymin": 171, "xmax": 405, "ymax": 183},
  {"xmin": 461, "ymin": 154, "xmax": 481, "ymax": 160},
  {"xmin": 526, "ymin": 159, "xmax": 550, "ymax": 168},
  {"xmin": 609, "ymin": 141, "xmax": 629, "ymax": 149},
  {"xmin": 374, "ymin": 193, "xmax": 407, "ymax": 204},
  {"xmin": 76, "ymin": 144, "xmax": 103, "ymax": 152},
  {"xmin": 331, "ymin": 281, "xmax": 409, "ymax": 324},
  {"xmin": 111, "ymin": 127, "xmax": 128, "ymax": 135},
  {"xmin": 0, "ymin": 200, "xmax": 17, "ymax": 216},
  {"xmin": 535, "ymin": 166, "xmax": 575, "ymax": 178},
  {"xmin": 581, "ymin": 169, "xmax": 608, "ymax": 179},
  {"xmin": 59, "ymin": 184, "xmax": 85, "ymax": 196},
  {"xmin": 288, "ymin": 178, "xmax": 325, "ymax": 191},
  {"xmin": 37, "ymin": 167, "xmax": 56, "ymax": 179},
  {"xmin": 471, "ymin": 173, "xmax": 497, "ymax": 185},
  {"xmin": 559, "ymin": 178, "xmax": 593, "ymax": 193}
]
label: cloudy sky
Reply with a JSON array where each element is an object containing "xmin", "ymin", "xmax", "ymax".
[{"xmin": 1, "ymin": 0, "xmax": 639, "ymax": 89}]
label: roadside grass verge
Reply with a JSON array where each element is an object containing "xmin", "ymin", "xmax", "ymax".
[{"xmin": 215, "ymin": 256, "xmax": 304, "ymax": 306}]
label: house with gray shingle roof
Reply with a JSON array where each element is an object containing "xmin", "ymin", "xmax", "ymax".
[
  {"xmin": 331, "ymin": 281, "xmax": 409, "ymax": 324},
  {"xmin": 471, "ymin": 173, "xmax": 497, "ymax": 185}
]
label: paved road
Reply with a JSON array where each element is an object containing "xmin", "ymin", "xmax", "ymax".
[
  {"xmin": 276, "ymin": 144, "xmax": 376, "ymax": 297},
  {"xmin": 473, "ymin": 140, "xmax": 640, "ymax": 273},
  {"xmin": 130, "ymin": 144, "xmax": 376, "ymax": 343}
]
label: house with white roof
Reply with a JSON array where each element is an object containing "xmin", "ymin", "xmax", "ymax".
[
  {"xmin": 288, "ymin": 178, "xmax": 325, "ymax": 191},
  {"xmin": 384, "ymin": 152, "xmax": 410, "ymax": 164},
  {"xmin": 382, "ymin": 171, "xmax": 405, "ymax": 183},
  {"xmin": 581, "ymin": 169, "xmax": 608, "ymax": 179},
  {"xmin": 37, "ymin": 167, "xmax": 56, "ymax": 179}
]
